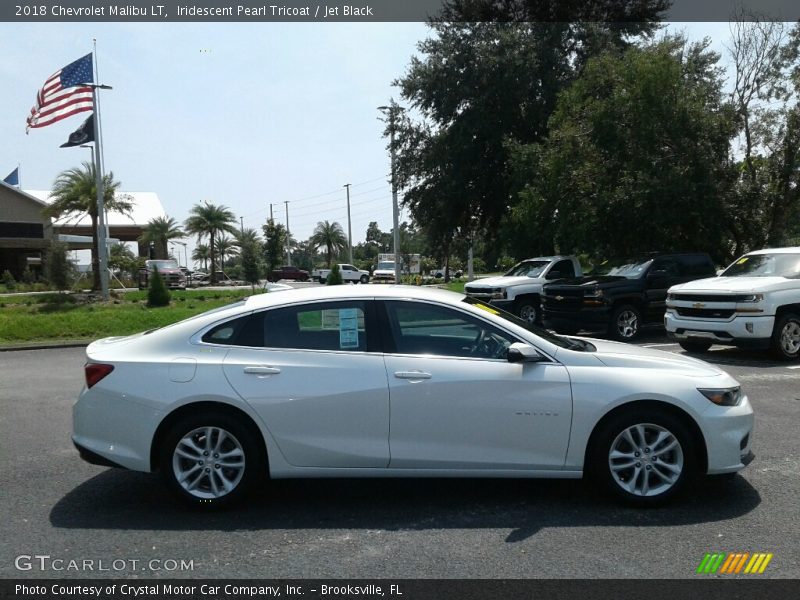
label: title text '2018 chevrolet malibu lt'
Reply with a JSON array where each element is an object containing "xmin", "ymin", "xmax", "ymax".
[{"xmin": 73, "ymin": 286, "xmax": 754, "ymax": 507}]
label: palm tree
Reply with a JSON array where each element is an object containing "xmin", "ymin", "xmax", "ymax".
[
  {"xmin": 235, "ymin": 228, "xmax": 262, "ymax": 248},
  {"xmin": 216, "ymin": 234, "xmax": 239, "ymax": 272},
  {"xmin": 192, "ymin": 244, "xmax": 210, "ymax": 271},
  {"xmin": 184, "ymin": 202, "xmax": 237, "ymax": 283},
  {"xmin": 43, "ymin": 161, "xmax": 133, "ymax": 291},
  {"xmin": 139, "ymin": 216, "xmax": 184, "ymax": 260},
  {"xmin": 309, "ymin": 220, "xmax": 348, "ymax": 268}
]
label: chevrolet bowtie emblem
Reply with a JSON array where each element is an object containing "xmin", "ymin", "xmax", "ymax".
[
  {"xmin": 555, "ymin": 295, "xmax": 564, "ymax": 301},
  {"xmin": 693, "ymin": 302, "xmax": 706, "ymax": 308}
]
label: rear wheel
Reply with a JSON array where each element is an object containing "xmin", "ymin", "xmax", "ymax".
[
  {"xmin": 771, "ymin": 313, "xmax": 800, "ymax": 361},
  {"xmin": 160, "ymin": 411, "xmax": 264, "ymax": 508},
  {"xmin": 610, "ymin": 304, "xmax": 642, "ymax": 342},
  {"xmin": 589, "ymin": 410, "xmax": 695, "ymax": 506},
  {"xmin": 679, "ymin": 340, "xmax": 712, "ymax": 353},
  {"xmin": 319, "ymin": 277, "xmax": 327, "ymax": 284}
]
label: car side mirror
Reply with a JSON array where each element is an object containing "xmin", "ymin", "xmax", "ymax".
[{"xmin": 507, "ymin": 342, "xmax": 546, "ymax": 363}]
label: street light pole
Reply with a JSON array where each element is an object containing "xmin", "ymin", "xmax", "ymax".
[
  {"xmin": 378, "ymin": 101, "xmax": 402, "ymax": 284},
  {"xmin": 343, "ymin": 183, "xmax": 353, "ymax": 264},
  {"xmin": 284, "ymin": 201, "xmax": 291, "ymax": 266}
]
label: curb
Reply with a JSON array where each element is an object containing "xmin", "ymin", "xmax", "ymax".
[{"xmin": 0, "ymin": 341, "xmax": 90, "ymax": 352}]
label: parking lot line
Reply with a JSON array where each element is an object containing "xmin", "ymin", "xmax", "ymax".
[{"xmin": 641, "ymin": 343, "xmax": 679, "ymax": 348}]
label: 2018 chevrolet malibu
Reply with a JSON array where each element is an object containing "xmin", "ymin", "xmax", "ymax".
[{"xmin": 73, "ymin": 286, "xmax": 754, "ymax": 507}]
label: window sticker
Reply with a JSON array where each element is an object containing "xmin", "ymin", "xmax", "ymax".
[
  {"xmin": 737, "ymin": 257, "xmax": 749, "ymax": 265},
  {"xmin": 339, "ymin": 308, "xmax": 359, "ymax": 348},
  {"xmin": 474, "ymin": 303, "xmax": 499, "ymax": 315}
]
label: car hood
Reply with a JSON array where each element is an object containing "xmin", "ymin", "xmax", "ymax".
[
  {"xmin": 584, "ymin": 338, "xmax": 725, "ymax": 377},
  {"xmin": 466, "ymin": 275, "xmax": 541, "ymax": 288},
  {"xmin": 670, "ymin": 276, "xmax": 795, "ymax": 293},
  {"xmin": 547, "ymin": 275, "xmax": 629, "ymax": 288}
]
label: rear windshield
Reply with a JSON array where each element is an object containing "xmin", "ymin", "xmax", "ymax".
[
  {"xmin": 721, "ymin": 253, "xmax": 800, "ymax": 279},
  {"xmin": 589, "ymin": 258, "xmax": 652, "ymax": 278},
  {"xmin": 148, "ymin": 260, "xmax": 180, "ymax": 270},
  {"xmin": 504, "ymin": 260, "xmax": 550, "ymax": 277}
]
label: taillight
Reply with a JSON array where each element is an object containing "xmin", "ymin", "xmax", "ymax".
[{"xmin": 85, "ymin": 363, "xmax": 114, "ymax": 389}]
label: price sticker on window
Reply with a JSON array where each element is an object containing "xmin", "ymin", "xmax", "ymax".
[{"xmin": 339, "ymin": 308, "xmax": 359, "ymax": 349}]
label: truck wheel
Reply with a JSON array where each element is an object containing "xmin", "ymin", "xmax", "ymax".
[
  {"xmin": 610, "ymin": 304, "xmax": 641, "ymax": 342},
  {"xmin": 360, "ymin": 275, "xmax": 369, "ymax": 284},
  {"xmin": 678, "ymin": 341, "xmax": 712, "ymax": 354},
  {"xmin": 319, "ymin": 278, "xmax": 327, "ymax": 284},
  {"xmin": 770, "ymin": 312, "xmax": 800, "ymax": 361},
  {"xmin": 515, "ymin": 297, "xmax": 540, "ymax": 325}
]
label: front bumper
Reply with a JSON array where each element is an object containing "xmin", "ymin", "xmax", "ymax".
[
  {"xmin": 701, "ymin": 394, "xmax": 755, "ymax": 474},
  {"xmin": 665, "ymin": 311, "xmax": 774, "ymax": 349}
]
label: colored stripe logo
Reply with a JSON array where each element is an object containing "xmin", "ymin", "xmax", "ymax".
[{"xmin": 696, "ymin": 552, "xmax": 773, "ymax": 574}]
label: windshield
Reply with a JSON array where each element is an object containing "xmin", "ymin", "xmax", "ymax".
[
  {"xmin": 504, "ymin": 260, "xmax": 550, "ymax": 277},
  {"xmin": 377, "ymin": 262, "xmax": 395, "ymax": 270},
  {"xmin": 461, "ymin": 297, "xmax": 594, "ymax": 351},
  {"xmin": 721, "ymin": 253, "xmax": 800, "ymax": 279},
  {"xmin": 149, "ymin": 260, "xmax": 180, "ymax": 270},
  {"xmin": 589, "ymin": 258, "xmax": 652, "ymax": 278}
]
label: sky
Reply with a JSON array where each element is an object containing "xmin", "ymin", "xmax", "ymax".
[{"xmin": 0, "ymin": 21, "xmax": 732, "ymax": 266}]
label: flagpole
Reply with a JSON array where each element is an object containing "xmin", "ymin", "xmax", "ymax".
[
  {"xmin": 92, "ymin": 42, "xmax": 111, "ymax": 260},
  {"xmin": 91, "ymin": 85, "xmax": 110, "ymax": 300}
]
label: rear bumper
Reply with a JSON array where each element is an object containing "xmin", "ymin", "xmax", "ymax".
[{"xmin": 73, "ymin": 439, "xmax": 128, "ymax": 469}]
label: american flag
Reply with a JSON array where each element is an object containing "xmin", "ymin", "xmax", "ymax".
[{"xmin": 26, "ymin": 53, "xmax": 94, "ymax": 132}]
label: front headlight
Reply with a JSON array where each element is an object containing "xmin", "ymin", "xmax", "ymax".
[
  {"xmin": 698, "ymin": 387, "xmax": 742, "ymax": 406},
  {"xmin": 739, "ymin": 294, "xmax": 764, "ymax": 303},
  {"xmin": 585, "ymin": 287, "xmax": 604, "ymax": 298},
  {"xmin": 491, "ymin": 288, "xmax": 505, "ymax": 300}
]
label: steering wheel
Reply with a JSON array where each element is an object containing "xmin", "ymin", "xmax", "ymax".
[{"xmin": 470, "ymin": 329, "xmax": 506, "ymax": 359}]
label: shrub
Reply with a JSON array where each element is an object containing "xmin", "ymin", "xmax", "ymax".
[
  {"xmin": 21, "ymin": 267, "xmax": 35, "ymax": 284},
  {"xmin": 147, "ymin": 266, "xmax": 171, "ymax": 307},
  {"xmin": 326, "ymin": 263, "xmax": 343, "ymax": 285},
  {"xmin": 2, "ymin": 270, "xmax": 16, "ymax": 291},
  {"xmin": 45, "ymin": 241, "xmax": 75, "ymax": 291}
]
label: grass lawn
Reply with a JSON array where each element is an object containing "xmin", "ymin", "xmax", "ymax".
[{"xmin": 0, "ymin": 289, "xmax": 259, "ymax": 346}]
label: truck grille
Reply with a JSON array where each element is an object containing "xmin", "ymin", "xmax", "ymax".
[
  {"xmin": 542, "ymin": 291, "xmax": 583, "ymax": 312},
  {"xmin": 675, "ymin": 307, "xmax": 735, "ymax": 319},
  {"xmin": 671, "ymin": 293, "xmax": 751, "ymax": 303}
]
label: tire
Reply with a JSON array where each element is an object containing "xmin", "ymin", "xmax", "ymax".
[
  {"xmin": 588, "ymin": 409, "xmax": 696, "ymax": 506},
  {"xmin": 679, "ymin": 340, "xmax": 712, "ymax": 353},
  {"xmin": 515, "ymin": 297, "xmax": 540, "ymax": 325},
  {"xmin": 159, "ymin": 411, "xmax": 265, "ymax": 508},
  {"xmin": 360, "ymin": 275, "xmax": 369, "ymax": 284},
  {"xmin": 609, "ymin": 304, "xmax": 642, "ymax": 342},
  {"xmin": 770, "ymin": 312, "xmax": 800, "ymax": 361},
  {"xmin": 319, "ymin": 278, "xmax": 327, "ymax": 284}
]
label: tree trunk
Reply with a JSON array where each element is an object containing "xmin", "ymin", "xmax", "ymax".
[{"xmin": 209, "ymin": 232, "xmax": 217, "ymax": 284}]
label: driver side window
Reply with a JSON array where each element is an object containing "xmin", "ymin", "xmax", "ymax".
[{"xmin": 384, "ymin": 301, "xmax": 515, "ymax": 359}]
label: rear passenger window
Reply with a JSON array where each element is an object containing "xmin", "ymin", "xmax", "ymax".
[
  {"xmin": 265, "ymin": 301, "xmax": 368, "ymax": 351},
  {"xmin": 552, "ymin": 259, "xmax": 576, "ymax": 278}
]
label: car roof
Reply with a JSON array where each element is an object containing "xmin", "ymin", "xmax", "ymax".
[
  {"xmin": 243, "ymin": 284, "xmax": 463, "ymax": 310},
  {"xmin": 745, "ymin": 247, "xmax": 800, "ymax": 255}
]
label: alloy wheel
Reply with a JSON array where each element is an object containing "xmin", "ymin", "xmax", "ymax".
[
  {"xmin": 779, "ymin": 320, "xmax": 800, "ymax": 356},
  {"xmin": 616, "ymin": 309, "xmax": 639, "ymax": 339},
  {"xmin": 608, "ymin": 423, "xmax": 684, "ymax": 497},
  {"xmin": 519, "ymin": 304, "xmax": 537, "ymax": 325},
  {"xmin": 172, "ymin": 426, "xmax": 246, "ymax": 499}
]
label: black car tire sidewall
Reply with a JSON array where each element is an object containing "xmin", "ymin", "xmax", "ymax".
[
  {"xmin": 610, "ymin": 304, "xmax": 642, "ymax": 342},
  {"xmin": 160, "ymin": 411, "xmax": 264, "ymax": 508},
  {"xmin": 771, "ymin": 313, "xmax": 800, "ymax": 361}
]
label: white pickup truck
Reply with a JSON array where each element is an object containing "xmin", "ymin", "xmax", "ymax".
[
  {"xmin": 665, "ymin": 247, "xmax": 800, "ymax": 360},
  {"xmin": 312, "ymin": 263, "xmax": 371, "ymax": 284},
  {"xmin": 464, "ymin": 255, "xmax": 582, "ymax": 324}
]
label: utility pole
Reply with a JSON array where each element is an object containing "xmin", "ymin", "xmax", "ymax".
[
  {"xmin": 284, "ymin": 201, "xmax": 291, "ymax": 266},
  {"xmin": 343, "ymin": 183, "xmax": 353, "ymax": 264},
  {"xmin": 269, "ymin": 203, "xmax": 273, "ymax": 222},
  {"xmin": 240, "ymin": 216, "xmax": 244, "ymax": 233},
  {"xmin": 378, "ymin": 101, "xmax": 402, "ymax": 284}
]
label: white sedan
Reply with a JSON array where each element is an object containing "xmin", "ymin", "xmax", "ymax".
[{"xmin": 73, "ymin": 286, "xmax": 754, "ymax": 507}]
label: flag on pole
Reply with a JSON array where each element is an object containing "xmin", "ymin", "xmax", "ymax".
[
  {"xmin": 3, "ymin": 168, "xmax": 19, "ymax": 186},
  {"xmin": 60, "ymin": 113, "xmax": 95, "ymax": 148},
  {"xmin": 26, "ymin": 53, "xmax": 94, "ymax": 133}
]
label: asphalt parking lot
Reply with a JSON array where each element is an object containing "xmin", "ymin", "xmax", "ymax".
[{"xmin": 1, "ymin": 333, "xmax": 798, "ymax": 579}]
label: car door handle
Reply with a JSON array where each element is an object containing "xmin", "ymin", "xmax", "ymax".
[
  {"xmin": 243, "ymin": 366, "xmax": 281, "ymax": 375},
  {"xmin": 394, "ymin": 370, "xmax": 432, "ymax": 380}
]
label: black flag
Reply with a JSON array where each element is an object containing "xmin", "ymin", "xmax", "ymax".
[{"xmin": 60, "ymin": 113, "xmax": 95, "ymax": 148}]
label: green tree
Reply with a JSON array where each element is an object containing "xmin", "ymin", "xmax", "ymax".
[
  {"xmin": 191, "ymin": 244, "xmax": 210, "ymax": 271},
  {"xmin": 2, "ymin": 269, "xmax": 16, "ymax": 291},
  {"xmin": 392, "ymin": 10, "xmax": 664, "ymax": 259},
  {"xmin": 44, "ymin": 240, "xmax": 75, "ymax": 291},
  {"xmin": 237, "ymin": 235, "xmax": 262, "ymax": 290},
  {"xmin": 147, "ymin": 266, "xmax": 171, "ymax": 307},
  {"xmin": 262, "ymin": 219, "xmax": 288, "ymax": 276},
  {"xmin": 184, "ymin": 202, "xmax": 238, "ymax": 283},
  {"xmin": 139, "ymin": 216, "xmax": 184, "ymax": 260},
  {"xmin": 43, "ymin": 161, "xmax": 133, "ymax": 291},
  {"xmin": 326, "ymin": 263, "xmax": 343, "ymax": 285},
  {"xmin": 309, "ymin": 220, "xmax": 348, "ymax": 268},
  {"xmin": 216, "ymin": 234, "xmax": 239, "ymax": 272},
  {"xmin": 108, "ymin": 243, "xmax": 141, "ymax": 279},
  {"xmin": 509, "ymin": 38, "xmax": 736, "ymax": 261}
]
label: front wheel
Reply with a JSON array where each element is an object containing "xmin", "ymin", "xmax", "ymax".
[
  {"xmin": 360, "ymin": 275, "xmax": 369, "ymax": 284},
  {"xmin": 589, "ymin": 410, "xmax": 695, "ymax": 506},
  {"xmin": 679, "ymin": 340, "xmax": 712, "ymax": 353},
  {"xmin": 771, "ymin": 313, "xmax": 800, "ymax": 361},
  {"xmin": 610, "ymin": 304, "xmax": 642, "ymax": 342},
  {"xmin": 515, "ymin": 297, "xmax": 540, "ymax": 325},
  {"xmin": 160, "ymin": 411, "xmax": 265, "ymax": 508}
]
